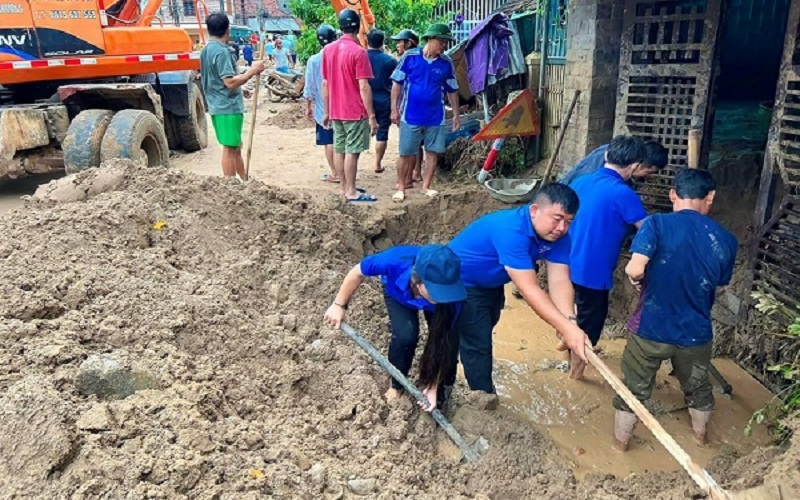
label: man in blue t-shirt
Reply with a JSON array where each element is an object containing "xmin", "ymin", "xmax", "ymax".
[
  {"xmin": 390, "ymin": 23, "xmax": 461, "ymax": 202},
  {"xmin": 612, "ymin": 168, "xmax": 737, "ymax": 452},
  {"xmin": 366, "ymin": 29, "xmax": 398, "ymax": 174},
  {"xmin": 565, "ymin": 136, "xmax": 649, "ymax": 378},
  {"xmin": 559, "ymin": 140, "xmax": 668, "ymax": 186},
  {"xmin": 447, "ymin": 183, "xmax": 591, "ymax": 393}
]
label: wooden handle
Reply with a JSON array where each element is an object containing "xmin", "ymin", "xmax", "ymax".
[
  {"xmin": 585, "ymin": 348, "xmax": 730, "ymax": 499},
  {"xmin": 687, "ymin": 129, "xmax": 701, "ymax": 168},
  {"xmin": 539, "ymin": 89, "xmax": 580, "ymax": 186},
  {"xmin": 244, "ymin": 40, "xmax": 267, "ymax": 181}
]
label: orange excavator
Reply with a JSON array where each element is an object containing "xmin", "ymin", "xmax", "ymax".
[{"xmin": 0, "ymin": 0, "xmax": 210, "ymax": 179}]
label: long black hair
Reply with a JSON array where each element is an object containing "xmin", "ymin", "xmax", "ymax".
[{"xmin": 418, "ymin": 303, "xmax": 458, "ymax": 390}]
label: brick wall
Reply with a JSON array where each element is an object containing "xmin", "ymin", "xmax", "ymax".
[{"xmin": 558, "ymin": 0, "xmax": 625, "ymax": 171}]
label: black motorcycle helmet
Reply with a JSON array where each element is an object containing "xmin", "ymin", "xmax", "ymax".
[
  {"xmin": 391, "ymin": 29, "xmax": 420, "ymax": 46},
  {"xmin": 338, "ymin": 8, "xmax": 360, "ymax": 34},
  {"xmin": 317, "ymin": 24, "xmax": 336, "ymax": 47}
]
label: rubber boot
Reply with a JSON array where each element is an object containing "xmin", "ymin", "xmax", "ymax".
[
  {"xmin": 613, "ymin": 410, "xmax": 638, "ymax": 452},
  {"xmin": 688, "ymin": 408, "xmax": 712, "ymax": 445}
]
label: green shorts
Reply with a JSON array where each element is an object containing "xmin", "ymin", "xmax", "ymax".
[
  {"xmin": 332, "ymin": 119, "xmax": 369, "ymax": 154},
  {"xmin": 211, "ymin": 113, "xmax": 244, "ymax": 148}
]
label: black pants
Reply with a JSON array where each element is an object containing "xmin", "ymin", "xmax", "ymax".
[
  {"xmin": 573, "ymin": 283, "xmax": 610, "ymax": 346},
  {"xmin": 450, "ymin": 286, "xmax": 505, "ymax": 394},
  {"xmin": 384, "ymin": 289, "xmax": 432, "ymax": 390}
]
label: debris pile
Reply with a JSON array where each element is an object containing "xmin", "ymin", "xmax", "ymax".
[{"xmin": 0, "ymin": 162, "xmax": 795, "ymax": 498}]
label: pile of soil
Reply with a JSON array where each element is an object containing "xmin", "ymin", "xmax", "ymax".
[
  {"xmin": 0, "ymin": 162, "xmax": 796, "ymax": 498},
  {"xmin": 264, "ymin": 103, "xmax": 313, "ymax": 130}
]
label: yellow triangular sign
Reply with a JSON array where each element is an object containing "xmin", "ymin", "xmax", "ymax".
[{"xmin": 473, "ymin": 89, "xmax": 540, "ymax": 141}]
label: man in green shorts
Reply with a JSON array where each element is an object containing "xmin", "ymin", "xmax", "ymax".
[{"xmin": 201, "ymin": 12, "xmax": 265, "ymax": 178}]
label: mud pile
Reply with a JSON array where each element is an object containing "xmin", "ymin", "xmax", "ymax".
[
  {"xmin": 264, "ymin": 103, "xmax": 313, "ymax": 130},
  {"xmin": 0, "ymin": 163, "xmax": 795, "ymax": 498}
]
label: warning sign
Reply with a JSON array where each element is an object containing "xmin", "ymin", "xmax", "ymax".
[{"xmin": 473, "ymin": 89, "xmax": 540, "ymax": 141}]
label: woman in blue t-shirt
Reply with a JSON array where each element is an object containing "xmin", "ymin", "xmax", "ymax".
[{"xmin": 324, "ymin": 244, "xmax": 466, "ymax": 412}]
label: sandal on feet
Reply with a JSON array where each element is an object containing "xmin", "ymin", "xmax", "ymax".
[
  {"xmin": 392, "ymin": 191, "xmax": 405, "ymax": 202},
  {"xmin": 347, "ymin": 193, "xmax": 378, "ymax": 203},
  {"xmin": 423, "ymin": 189, "xmax": 439, "ymax": 198},
  {"xmin": 321, "ymin": 173, "xmax": 340, "ymax": 183},
  {"xmin": 374, "ymin": 166, "xmax": 386, "ymax": 173}
]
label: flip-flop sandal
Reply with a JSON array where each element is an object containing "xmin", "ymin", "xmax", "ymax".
[
  {"xmin": 374, "ymin": 167, "xmax": 386, "ymax": 173},
  {"xmin": 423, "ymin": 189, "xmax": 439, "ymax": 198},
  {"xmin": 347, "ymin": 193, "xmax": 378, "ymax": 203},
  {"xmin": 392, "ymin": 191, "xmax": 405, "ymax": 203},
  {"xmin": 321, "ymin": 174, "xmax": 340, "ymax": 183}
]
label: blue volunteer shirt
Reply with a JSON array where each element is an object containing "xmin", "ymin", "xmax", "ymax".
[
  {"xmin": 367, "ymin": 49, "xmax": 397, "ymax": 111},
  {"xmin": 360, "ymin": 245, "xmax": 435, "ymax": 311},
  {"xmin": 632, "ymin": 210, "xmax": 738, "ymax": 347},
  {"xmin": 559, "ymin": 144, "xmax": 608, "ymax": 185},
  {"xmin": 448, "ymin": 205, "xmax": 571, "ymax": 288},
  {"xmin": 569, "ymin": 168, "xmax": 647, "ymax": 290},
  {"xmin": 391, "ymin": 48, "xmax": 458, "ymax": 127}
]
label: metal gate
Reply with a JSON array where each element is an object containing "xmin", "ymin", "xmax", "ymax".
[
  {"xmin": 750, "ymin": 0, "xmax": 800, "ymax": 316},
  {"xmin": 614, "ymin": 0, "xmax": 723, "ymax": 211}
]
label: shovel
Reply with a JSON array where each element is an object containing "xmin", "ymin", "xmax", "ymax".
[{"xmin": 339, "ymin": 322, "xmax": 484, "ymax": 462}]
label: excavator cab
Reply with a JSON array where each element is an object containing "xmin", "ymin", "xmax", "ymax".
[{"xmin": 0, "ymin": 0, "xmax": 199, "ymax": 84}]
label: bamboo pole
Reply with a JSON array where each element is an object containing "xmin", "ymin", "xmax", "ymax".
[
  {"xmin": 687, "ymin": 129, "xmax": 702, "ymax": 168},
  {"xmin": 244, "ymin": 38, "xmax": 266, "ymax": 181},
  {"xmin": 539, "ymin": 89, "xmax": 580, "ymax": 186},
  {"xmin": 585, "ymin": 348, "xmax": 730, "ymax": 500}
]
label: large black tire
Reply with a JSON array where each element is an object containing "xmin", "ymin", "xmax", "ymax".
[
  {"xmin": 174, "ymin": 82, "xmax": 208, "ymax": 152},
  {"xmin": 63, "ymin": 109, "xmax": 115, "ymax": 174},
  {"xmin": 100, "ymin": 110, "xmax": 169, "ymax": 168}
]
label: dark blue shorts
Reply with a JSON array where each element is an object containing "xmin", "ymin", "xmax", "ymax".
[
  {"xmin": 315, "ymin": 123, "xmax": 334, "ymax": 146},
  {"xmin": 375, "ymin": 107, "xmax": 391, "ymax": 142}
]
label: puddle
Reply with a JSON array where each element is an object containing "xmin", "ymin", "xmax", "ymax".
[{"xmin": 492, "ymin": 285, "xmax": 774, "ymax": 480}]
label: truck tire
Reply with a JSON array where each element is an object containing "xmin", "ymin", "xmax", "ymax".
[
  {"xmin": 63, "ymin": 109, "xmax": 114, "ymax": 174},
  {"xmin": 174, "ymin": 82, "xmax": 208, "ymax": 152},
  {"xmin": 100, "ymin": 110, "xmax": 170, "ymax": 168}
]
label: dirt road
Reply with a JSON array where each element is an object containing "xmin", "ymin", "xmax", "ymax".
[{"xmin": 171, "ymin": 101, "xmax": 430, "ymax": 208}]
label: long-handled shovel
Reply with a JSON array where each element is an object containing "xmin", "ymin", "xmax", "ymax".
[
  {"xmin": 586, "ymin": 347, "xmax": 731, "ymax": 499},
  {"xmin": 340, "ymin": 322, "xmax": 483, "ymax": 462}
]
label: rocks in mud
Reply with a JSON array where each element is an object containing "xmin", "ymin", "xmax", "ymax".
[
  {"xmin": 537, "ymin": 358, "xmax": 570, "ymax": 372},
  {"xmin": 77, "ymin": 352, "xmax": 159, "ymax": 400},
  {"xmin": 347, "ymin": 477, "xmax": 378, "ymax": 496},
  {"xmin": 76, "ymin": 404, "xmax": 114, "ymax": 431},
  {"xmin": 309, "ymin": 462, "xmax": 327, "ymax": 487},
  {"xmin": 466, "ymin": 391, "xmax": 500, "ymax": 411},
  {"xmin": 32, "ymin": 162, "xmax": 132, "ymax": 203},
  {"xmin": 0, "ymin": 376, "xmax": 78, "ymax": 480}
]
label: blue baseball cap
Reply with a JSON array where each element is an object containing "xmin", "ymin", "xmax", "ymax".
[{"xmin": 414, "ymin": 244, "xmax": 467, "ymax": 303}]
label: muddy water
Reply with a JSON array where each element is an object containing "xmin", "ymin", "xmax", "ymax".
[{"xmin": 492, "ymin": 285, "xmax": 774, "ymax": 480}]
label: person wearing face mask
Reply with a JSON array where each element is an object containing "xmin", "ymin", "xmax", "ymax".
[
  {"xmin": 324, "ymin": 244, "xmax": 467, "ymax": 412},
  {"xmin": 446, "ymin": 183, "xmax": 590, "ymax": 395},
  {"xmin": 563, "ymin": 136, "xmax": 649, "ymax": 379}
]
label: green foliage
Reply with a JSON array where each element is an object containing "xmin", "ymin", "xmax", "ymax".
[
  {"xmin": 369, "ymin": 0, "xmax": 445, "ymax": 43},
  {"xmin": 289, "ymin": 0, "xmax": 336, "ymax": 63},
  {"xmin": 745, "ymin": 291, "xmax": 800, "ymax": 444},
  {"xmin": 289, "ymin": 0, "xmax": 445, "ymax": 63}
]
